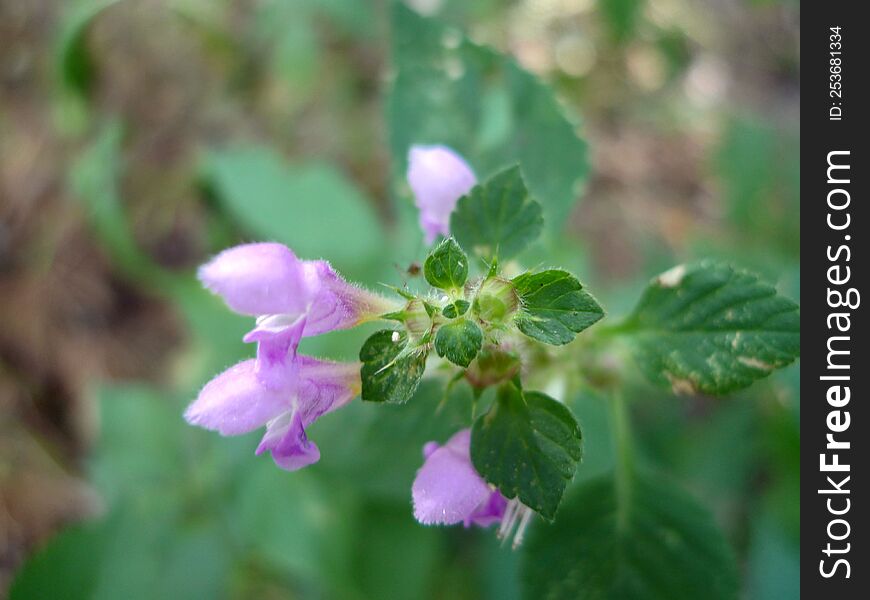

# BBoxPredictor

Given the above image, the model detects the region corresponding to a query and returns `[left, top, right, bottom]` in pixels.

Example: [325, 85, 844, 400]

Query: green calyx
[401, 299, 434, 341]
[464, 347, 521, 390]
[473, 276, 519, 324]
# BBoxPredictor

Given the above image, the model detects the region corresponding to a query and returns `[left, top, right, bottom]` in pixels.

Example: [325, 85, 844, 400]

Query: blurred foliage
[2, 0, 799, 598]
[203, 146, 386, 278]
[389, 4, 589, 241]
[521, 471, 740, 599]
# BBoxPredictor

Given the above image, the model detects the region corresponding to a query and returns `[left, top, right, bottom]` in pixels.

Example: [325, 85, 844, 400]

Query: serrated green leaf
[360, 330, 427, 404]
[471, 382, 582, 519]
[434, 318, 482, 368]
[388, 4, 588, 233]
[424, 237, 468, 290]
[520, 472, 739, 600]
[513, 269, 604, 345]
[624, 262, 800, 395]
[451, 166, 544, 261]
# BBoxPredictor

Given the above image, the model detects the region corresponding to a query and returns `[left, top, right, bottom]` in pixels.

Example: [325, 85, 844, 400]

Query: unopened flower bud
[474, 277, 519, 324]
[465, 347, 521, 390]
[403, 299, 433, 341]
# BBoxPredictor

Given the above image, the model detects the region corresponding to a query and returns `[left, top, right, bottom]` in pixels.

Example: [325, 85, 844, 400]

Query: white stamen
[497, 499, 519, 540]
[512, 506, 534, 549]
[498, 499, 535, 549]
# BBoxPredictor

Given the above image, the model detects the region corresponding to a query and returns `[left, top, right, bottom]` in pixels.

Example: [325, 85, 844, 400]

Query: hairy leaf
[471, 383, 582, 519]
[451, 166, 544, 261]
[424, 237, 469, 290]
[360, 330, 427, 404]
[434, 318, 482, 368]
[513, 270, 604, 345]
[624, 262, 800, 394]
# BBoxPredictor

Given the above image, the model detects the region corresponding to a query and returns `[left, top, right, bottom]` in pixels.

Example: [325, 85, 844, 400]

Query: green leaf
[451, 166, 544, 261]
[89, 385, 186, 504]
[513, 269, 604, 345]
[471, 382, 582, 519]
[442, 299, 470, 319]
[360, 330, 427, 404]
[204, 146, 384, 274]
[434, 318, 483, 368]
[234, 461, 352, 582]
[10, 505, 231, 600]
[520, 472, 739, 600]
[54, 0, 122, 132]
[423, 237, 468, 290]
[9, 519, 108, 600]
[57, 0, 121, 97]
[354, 502, 443, 600]
[70, 121, 169, 285]
[388, 4, 588, 233]
[623, 262, 800, 395]
[715, 118, 800, 256]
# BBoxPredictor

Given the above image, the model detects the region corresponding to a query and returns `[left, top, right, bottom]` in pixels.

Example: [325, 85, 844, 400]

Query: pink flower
[407, 145, 477, 244]
[186, 242, 396, 469]
[185, 346, 359, 471]
[412, 429, 507, 527]
[198, 242, 395, 337]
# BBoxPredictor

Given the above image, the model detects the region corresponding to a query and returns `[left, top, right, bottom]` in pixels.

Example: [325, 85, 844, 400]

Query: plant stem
[610, 390, 633, 533]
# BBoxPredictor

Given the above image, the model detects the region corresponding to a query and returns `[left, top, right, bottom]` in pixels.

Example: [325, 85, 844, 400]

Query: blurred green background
[0, 0, 798, 598]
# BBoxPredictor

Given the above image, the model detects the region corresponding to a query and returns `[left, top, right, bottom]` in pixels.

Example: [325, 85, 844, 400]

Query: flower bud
[407, 145, 476, 244]
[473, 277, 519, 324]
[403, 299, 433, 341]
[464, 347, 521, 390]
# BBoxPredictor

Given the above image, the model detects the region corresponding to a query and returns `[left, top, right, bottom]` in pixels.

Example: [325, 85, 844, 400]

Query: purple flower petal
[256, 411, 320, 471]
[466, 490, 508, 528]
[184, 359, 290, 435]
[412, 429, 493, 526]
[252, 357, 358, 470]
[407, 145, 477, 244]
[295, 356, 361, 422]
[198, 243, 318, 316]
[244, 314, 306, 389]
[303, 261, 397, 336]
[422, 441, 440, 460]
